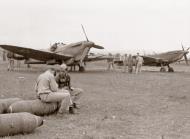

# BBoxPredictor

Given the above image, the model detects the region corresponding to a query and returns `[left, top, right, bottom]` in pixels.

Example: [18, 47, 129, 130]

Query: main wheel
[168, 67, 174, 72]
[79, 66, 85, 72]
[160, 67, 166, 72]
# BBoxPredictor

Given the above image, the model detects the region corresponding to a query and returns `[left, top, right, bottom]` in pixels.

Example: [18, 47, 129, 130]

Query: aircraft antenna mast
[81, 24, 89, 42]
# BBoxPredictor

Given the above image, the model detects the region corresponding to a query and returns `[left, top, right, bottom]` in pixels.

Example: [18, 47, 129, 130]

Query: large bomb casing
[0, 98, 22, 114]
[0, 112, 43, 136]
[8, 99, 58, 116]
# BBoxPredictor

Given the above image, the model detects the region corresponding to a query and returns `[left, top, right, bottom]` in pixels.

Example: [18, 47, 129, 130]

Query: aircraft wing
[142, 55, 169, 66]
[0, 45, 72, 61]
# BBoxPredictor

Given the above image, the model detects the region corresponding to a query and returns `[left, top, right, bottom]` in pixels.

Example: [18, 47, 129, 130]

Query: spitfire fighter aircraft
[114, 45, 189, 72]
[142, 47, 189, 72]
[0, 25, 104, 71]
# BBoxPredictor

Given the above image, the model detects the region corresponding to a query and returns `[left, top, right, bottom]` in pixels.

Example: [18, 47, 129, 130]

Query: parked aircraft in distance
[114, 45, 189, 72]
[0, 25, 104, 71]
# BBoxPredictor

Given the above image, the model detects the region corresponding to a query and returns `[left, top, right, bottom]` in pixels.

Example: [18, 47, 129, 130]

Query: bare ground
[1, 61, 190, 139]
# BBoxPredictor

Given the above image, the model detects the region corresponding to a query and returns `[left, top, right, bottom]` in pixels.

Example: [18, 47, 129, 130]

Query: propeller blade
[181, 42, 185, 51]
[81, 24, 89, 42]
[93, 44, 104, 49]
[181, 42, 189, 65]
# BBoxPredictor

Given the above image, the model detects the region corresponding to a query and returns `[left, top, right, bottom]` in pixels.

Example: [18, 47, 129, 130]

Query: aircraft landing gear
[78, 63, 85, 72]
[160, 67, 166, 72]
[27, 64, 31, 68]
[79, 66, 85, 72]
[78, 61, 85, 72]
[167, 65, 174, 72]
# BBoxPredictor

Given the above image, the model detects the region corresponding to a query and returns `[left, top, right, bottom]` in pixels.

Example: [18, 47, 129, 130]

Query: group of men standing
[35, 63, 83, 115]
[107, 53, 144, 74]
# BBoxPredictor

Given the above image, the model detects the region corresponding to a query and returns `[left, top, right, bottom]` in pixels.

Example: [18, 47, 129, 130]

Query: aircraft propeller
[181, 43, 189, 65]
[81, 24, 89, 42]
[81, 24, 104, 49]
[77, 24, 104, 70]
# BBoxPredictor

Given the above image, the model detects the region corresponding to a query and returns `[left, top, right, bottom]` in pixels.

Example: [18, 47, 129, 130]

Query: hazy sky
[0, 0, 189, 54]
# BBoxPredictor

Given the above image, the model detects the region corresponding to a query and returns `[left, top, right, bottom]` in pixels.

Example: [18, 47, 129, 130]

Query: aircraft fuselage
[148, 50, 188, 65]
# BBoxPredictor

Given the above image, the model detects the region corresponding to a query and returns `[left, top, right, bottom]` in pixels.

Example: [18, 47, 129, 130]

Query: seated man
[35, 68, 75, 115]
[55, 64, 83, 109]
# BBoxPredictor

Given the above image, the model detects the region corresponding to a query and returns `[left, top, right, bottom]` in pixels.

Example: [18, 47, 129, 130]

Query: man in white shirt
[123, 54, 128, 72]
[107, 53, 115, 71]
[135, 53, 144, 74]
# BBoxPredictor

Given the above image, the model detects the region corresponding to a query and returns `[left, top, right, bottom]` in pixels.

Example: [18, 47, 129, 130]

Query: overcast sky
[0, 0, 189, 54]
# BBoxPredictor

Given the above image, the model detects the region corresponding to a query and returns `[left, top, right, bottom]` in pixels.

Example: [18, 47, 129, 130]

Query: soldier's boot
[73, 103, 80, 109]
[69, 106, 75, 114]
[69, 106, 79, 114]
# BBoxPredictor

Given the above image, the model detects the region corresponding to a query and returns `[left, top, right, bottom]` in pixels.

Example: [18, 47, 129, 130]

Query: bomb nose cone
[35, 116, 44, 127]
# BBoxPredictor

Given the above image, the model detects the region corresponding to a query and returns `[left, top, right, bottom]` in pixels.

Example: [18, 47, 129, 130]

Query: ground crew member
[35, 68, 75, 115]
[55, 63, 83, 109]
[135, 53, 144, 74]
[107, 53, 115, 71]
[3, 50, 6, 61]
[123, 54, 128, 72]
[7, 52, 14, 71]
[127, 54, 133, 73]
[16, 60, 21, 71]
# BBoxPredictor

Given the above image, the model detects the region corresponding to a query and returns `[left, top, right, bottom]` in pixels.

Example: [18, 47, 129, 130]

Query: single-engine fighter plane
[142, 47, 189, 72]
[114, 45, 189, 72]
[0, 25, 104, 71]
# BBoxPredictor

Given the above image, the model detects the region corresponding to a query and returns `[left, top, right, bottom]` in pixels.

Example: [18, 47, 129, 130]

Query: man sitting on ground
[55, 63, 83, 109]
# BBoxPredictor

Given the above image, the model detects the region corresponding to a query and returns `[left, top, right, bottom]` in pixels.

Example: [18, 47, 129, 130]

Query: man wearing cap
[56, 63, 83, 109]
[35, 68, 75, 115]
[127, 54, 133, 73]
[123, 54, 128, 72]
[107, 53, 115, 71]
[135, 53, 144, 74]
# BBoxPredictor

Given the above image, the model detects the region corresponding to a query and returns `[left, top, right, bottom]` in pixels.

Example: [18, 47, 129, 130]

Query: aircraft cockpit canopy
[50, 43, 58, 52]
[50, 42, 66, 52]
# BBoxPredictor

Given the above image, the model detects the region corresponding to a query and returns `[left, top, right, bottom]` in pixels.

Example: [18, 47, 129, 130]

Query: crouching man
[55, 64, 83, 109]
[35, 68, 75, 115]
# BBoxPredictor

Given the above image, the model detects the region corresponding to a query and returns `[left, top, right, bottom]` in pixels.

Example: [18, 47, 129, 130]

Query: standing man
[127, 54, 133, 73]
[3, 50, 6, 61]
[7, 52, 14, 71]
[135, 53, 144, 74]
[35, 68, 75, 115]
[123, 54, 128, 73]
[107, 53, 115, 71]
[55, 63, 83, 109]
[16, 60, 21, 71]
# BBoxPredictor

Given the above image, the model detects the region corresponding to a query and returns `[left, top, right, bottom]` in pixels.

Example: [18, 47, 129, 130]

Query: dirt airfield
[1, 61, 190, 139]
